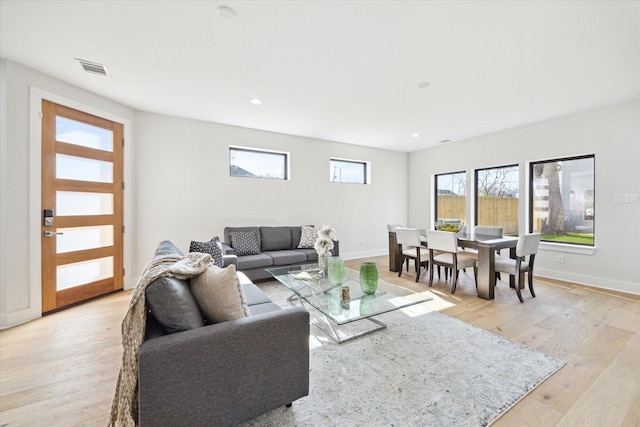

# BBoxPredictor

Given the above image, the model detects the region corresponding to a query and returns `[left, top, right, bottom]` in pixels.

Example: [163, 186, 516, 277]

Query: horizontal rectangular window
[229, 146, 289, 180]
[330, 158, 369, 184]
[530, 155, 595, 246]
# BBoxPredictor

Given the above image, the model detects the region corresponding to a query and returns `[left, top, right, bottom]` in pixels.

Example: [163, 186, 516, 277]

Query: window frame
[228, 145, 290, 180]
[434, 171, 467, 227]
[528, 154, 595, 247]
[329, 157, 370, 185]
[474, 163, 519, 232]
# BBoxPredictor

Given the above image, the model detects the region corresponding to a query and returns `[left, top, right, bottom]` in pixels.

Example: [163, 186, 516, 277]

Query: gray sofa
[138, 240, 310, 427]
[222, 226, 339, 281]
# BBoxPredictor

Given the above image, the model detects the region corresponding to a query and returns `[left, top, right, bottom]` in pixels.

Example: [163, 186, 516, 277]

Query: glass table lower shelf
[266, 264, 433, 344]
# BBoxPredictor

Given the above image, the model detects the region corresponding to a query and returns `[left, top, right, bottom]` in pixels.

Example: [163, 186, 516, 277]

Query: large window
[330, 158, 369, 184]
[435, 171, 466, 228]
[229, 146, 289, 180]
[475, 164, 519, 235]
[530, 155, 595, 246]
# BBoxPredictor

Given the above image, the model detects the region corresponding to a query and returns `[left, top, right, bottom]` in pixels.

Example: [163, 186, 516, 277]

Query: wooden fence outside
[437, 195, 519, 234]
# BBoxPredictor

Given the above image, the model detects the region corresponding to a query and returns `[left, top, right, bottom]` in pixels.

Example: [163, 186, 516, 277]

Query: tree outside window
[530, 155, 595, 246]
[475, 165, 519, 235]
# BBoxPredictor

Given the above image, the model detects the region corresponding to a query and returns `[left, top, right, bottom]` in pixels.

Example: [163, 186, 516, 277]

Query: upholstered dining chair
[426, 230, 477, 294]
[395, 227, 429, 282]
[494, 233, 541, 303]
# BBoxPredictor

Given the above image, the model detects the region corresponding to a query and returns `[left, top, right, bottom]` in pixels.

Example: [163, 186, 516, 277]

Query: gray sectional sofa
[222, 226, 339, 281]
[138, 240, 310, 426]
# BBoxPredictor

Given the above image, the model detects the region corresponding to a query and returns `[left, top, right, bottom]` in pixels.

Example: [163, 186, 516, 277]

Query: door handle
[44, 230, 63, 237]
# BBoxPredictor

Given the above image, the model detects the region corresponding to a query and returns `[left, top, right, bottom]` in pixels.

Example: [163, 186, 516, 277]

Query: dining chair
[494, 233, 541, 303]
[426, 230, 477, 294]
[395, 227, 429, 282]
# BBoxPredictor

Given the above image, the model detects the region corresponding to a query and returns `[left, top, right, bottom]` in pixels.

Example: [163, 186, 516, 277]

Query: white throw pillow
[190, 264, 250, 323]
[297, 225, 316, 249]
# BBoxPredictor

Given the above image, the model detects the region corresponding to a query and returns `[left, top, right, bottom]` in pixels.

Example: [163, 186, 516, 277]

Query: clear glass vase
[327, 256, 345, 286]
[317, 252, 330, 278]
[359, 262, 379, 295]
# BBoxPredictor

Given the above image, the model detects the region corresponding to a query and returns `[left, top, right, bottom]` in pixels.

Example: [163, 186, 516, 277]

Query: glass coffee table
[266, 264, 433, 344]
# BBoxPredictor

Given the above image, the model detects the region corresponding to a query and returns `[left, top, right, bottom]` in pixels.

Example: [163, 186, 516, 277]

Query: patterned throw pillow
[229, 231, 261, 256]
[297, 225, 316, 249]
[190, 237, 224, 267]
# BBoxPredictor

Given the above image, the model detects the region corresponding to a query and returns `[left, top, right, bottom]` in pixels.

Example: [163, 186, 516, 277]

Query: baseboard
[341, 248, 387, 261]
[0, 307, 41, 329]
[535, 267, 640, 296]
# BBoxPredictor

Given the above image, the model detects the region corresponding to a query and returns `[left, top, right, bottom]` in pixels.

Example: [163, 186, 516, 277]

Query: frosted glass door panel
[56, 116, 113, 151]
[56, 154, 113, 183]
[57, 256, 114, 291]
[56, 226, 114, 254]
[57, 191, 113, 216]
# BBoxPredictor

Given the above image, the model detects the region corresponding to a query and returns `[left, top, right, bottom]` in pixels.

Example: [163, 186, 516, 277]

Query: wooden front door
[41, 100, 124, 313]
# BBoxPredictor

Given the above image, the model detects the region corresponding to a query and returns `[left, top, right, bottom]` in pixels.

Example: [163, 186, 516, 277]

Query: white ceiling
[1, 0, 638, 152]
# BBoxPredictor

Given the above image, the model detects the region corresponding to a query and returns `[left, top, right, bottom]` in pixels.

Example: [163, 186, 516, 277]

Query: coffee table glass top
[266, 264, 432, 325]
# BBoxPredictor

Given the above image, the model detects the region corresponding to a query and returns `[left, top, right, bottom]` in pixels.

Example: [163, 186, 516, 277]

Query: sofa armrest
[331, 240, 340, 256]
[138, 307, 310, 427]
[220, 242, 234, 255]
[222, 254, 238, 267]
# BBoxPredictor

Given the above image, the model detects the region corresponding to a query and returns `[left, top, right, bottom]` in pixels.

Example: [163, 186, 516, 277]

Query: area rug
[242, 281, 565, 427]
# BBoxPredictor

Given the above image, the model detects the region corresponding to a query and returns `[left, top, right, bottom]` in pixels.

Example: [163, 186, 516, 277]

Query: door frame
[28, 87, 134, 320]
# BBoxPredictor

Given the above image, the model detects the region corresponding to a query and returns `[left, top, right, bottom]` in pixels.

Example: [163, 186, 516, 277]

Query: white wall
[133, 112, 407, 275]
[408, 98, 640, 295]
[0, 59, 135, 328]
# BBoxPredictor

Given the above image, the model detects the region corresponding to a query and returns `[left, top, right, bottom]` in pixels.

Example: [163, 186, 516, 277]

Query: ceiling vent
[75, 59, 110, 77]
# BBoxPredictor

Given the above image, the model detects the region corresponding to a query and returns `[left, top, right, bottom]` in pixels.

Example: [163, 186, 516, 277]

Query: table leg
[476, 246, 495, 300]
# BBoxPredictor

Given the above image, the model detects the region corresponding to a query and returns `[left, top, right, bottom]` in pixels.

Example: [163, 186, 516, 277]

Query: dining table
[455, 232, 519, 300]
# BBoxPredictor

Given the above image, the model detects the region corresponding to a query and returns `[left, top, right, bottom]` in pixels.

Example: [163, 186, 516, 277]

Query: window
[330, 158, 369, 184]
[229, 146, 288, 180]
[475, 164, 519, 235]
[530, 155, 595, 246]
[435, 171, 466, 227]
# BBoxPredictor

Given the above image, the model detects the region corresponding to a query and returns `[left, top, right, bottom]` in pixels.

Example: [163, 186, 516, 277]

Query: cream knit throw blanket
[108, 252, 214, 427]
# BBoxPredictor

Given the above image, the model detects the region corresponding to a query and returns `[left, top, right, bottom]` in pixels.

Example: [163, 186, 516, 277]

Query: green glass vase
[327, 256, 345, 286]
[359, 262, 378, 295]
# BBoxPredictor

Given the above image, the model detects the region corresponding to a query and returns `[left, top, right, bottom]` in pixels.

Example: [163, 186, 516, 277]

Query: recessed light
[217, 6, 236, 20]
[249, 98, 262, 105]
[417, 82, 430, 89]
[412, 133, 420, 138]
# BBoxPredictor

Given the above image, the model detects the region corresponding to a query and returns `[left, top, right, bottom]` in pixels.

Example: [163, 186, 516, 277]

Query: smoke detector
[75, 59, 110, 77]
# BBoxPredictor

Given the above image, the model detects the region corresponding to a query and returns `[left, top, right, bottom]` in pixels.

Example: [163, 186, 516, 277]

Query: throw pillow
[190, 264, 250, 323]
[229, 230, 261, 256]
[146, 276, 205, 334]
[297, 225, 316, 249]
[190, 237, 224, 267]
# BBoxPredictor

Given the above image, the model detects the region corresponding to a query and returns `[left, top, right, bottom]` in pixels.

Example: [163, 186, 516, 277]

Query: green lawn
[541, 232, 594, 246]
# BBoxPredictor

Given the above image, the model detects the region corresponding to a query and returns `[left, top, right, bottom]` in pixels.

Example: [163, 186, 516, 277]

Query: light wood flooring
[1, 255, 639, 426]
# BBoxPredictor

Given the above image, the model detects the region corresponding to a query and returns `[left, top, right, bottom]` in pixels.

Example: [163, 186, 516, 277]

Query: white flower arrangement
[314, 224, 336, 255]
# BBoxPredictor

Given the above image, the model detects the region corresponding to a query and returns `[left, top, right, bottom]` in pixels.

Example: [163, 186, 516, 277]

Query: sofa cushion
[290, 226, 302, 249]
[248, 302, 282, 316]
[190, 264, 250, 323]
[242, 283, 273, 306]
[189, 237, 224, 267]
[146, 276, 205, 334]
[293, 248, 318, 262]
[260, 226, 292, 251]
[297, 225, 316, 249]
[229, 230, 261, 256]
[264, 250, 308, 266]
[237, 253, 274, 270]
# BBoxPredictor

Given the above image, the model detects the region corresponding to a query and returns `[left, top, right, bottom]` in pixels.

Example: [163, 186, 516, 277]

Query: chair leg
[451, 269, 458, 294]
[514, 271, 524, 303]
[414, 258, 420, 282]
[528, 270, 536, 297]
[428, 264, 434, 287]
[397, 256, 403, 278]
